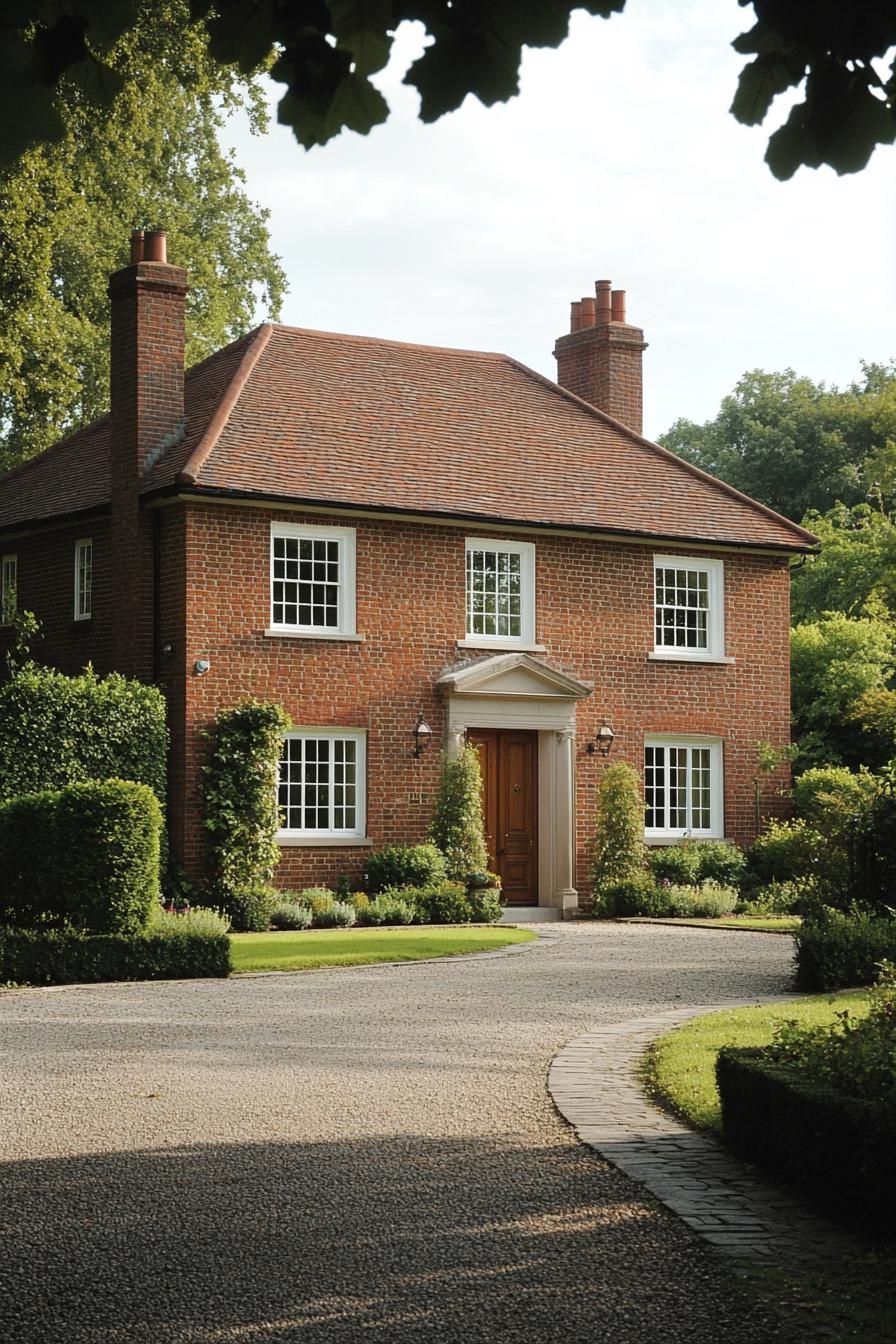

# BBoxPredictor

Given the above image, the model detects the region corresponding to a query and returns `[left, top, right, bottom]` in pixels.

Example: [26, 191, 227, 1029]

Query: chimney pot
[570, 301, 582, 333]
[554, 279, 647, 435]
[580, 296, 596, 327]
[595, 279, 612, 324]
[611, 289, 626, 323]
[144, 229, 168, 264]
[129, 230, 144, 265]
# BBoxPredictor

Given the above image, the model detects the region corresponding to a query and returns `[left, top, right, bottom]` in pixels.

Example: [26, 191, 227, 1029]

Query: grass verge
[641, 989, 870, 1137]
[230, 925, 537, 973]
[642, 991, 895, 1344]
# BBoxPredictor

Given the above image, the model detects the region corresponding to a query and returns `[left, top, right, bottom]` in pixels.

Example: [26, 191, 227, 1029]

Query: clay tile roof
[0, 321, 817, 551]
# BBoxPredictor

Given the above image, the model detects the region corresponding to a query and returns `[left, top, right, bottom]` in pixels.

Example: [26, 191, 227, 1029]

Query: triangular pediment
[438, 652, 592, 700]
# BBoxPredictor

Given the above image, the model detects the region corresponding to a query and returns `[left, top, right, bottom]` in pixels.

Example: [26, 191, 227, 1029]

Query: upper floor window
[270, 522, 356, 637]
[74, 539, 92, 620]
[465, 538, 535, 645]
[644, 736, 723, 839]
[653, 555, 724, 660]
[277, 730, 366, 840]
[1, 554, 17, 625]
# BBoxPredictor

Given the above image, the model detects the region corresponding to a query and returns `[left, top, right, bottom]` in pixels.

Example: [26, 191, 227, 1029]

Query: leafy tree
[791, 611, 895, 769]
[792, 505, 896, 623]
[2, 2, 894, 179]
[430, 746, 489, 882]
[660, 364, 896, 523]
[0, 1, 286, 471]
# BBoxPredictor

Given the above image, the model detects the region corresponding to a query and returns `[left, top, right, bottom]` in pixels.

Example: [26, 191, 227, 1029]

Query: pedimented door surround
[437, 653, 593, 913]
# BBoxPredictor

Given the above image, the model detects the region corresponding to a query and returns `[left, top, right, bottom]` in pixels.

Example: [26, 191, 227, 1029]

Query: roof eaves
[176, 323, 274, 486]
[501, 355, 820, 549]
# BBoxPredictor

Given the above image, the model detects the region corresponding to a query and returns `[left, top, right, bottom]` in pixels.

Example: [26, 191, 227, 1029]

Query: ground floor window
[644, 736, 723, 839]
[277, 730, 366, 839]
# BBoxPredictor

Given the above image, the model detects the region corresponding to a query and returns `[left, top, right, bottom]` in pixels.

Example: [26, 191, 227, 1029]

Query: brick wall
[164, 500, 792, 895]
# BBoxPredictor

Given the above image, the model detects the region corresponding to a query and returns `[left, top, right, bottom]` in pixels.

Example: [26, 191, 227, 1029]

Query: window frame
[643, 735, 724, 840]
[1, 554, 17, 626]
[74, 538, 93, 621]
[651, 554, 726, 662]
[462, 537, 536, 648]
[268, 522, 357, 639]
[276, 728, 367, 844]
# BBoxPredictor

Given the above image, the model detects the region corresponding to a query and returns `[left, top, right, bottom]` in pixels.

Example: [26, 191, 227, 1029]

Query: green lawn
[642, 992, 895, 1343]
[642, 989, 871, 1137]
[230, 925, 537, 973]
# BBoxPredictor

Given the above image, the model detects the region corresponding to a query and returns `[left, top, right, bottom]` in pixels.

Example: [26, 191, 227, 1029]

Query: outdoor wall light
[193, 657, 211, 676]
[586, 721, 616, 756]
[413, 711, 433, 757]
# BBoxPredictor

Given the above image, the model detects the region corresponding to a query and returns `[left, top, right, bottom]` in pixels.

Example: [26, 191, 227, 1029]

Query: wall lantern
[193, 656, 211, 676]
[413, 711, 433, 757]
[586, 721, 615, 756]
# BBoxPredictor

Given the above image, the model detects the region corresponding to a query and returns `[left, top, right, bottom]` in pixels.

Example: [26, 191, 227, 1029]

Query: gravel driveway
[0, 923, 801, 1343]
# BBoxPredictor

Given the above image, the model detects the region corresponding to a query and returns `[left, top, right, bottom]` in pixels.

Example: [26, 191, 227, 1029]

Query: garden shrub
[218, 882, 277, 933]
[312, 900, 357, 929]
[0, 663, 167, 810]
[269, 902, 313, 931]
[429, 746, 489, 881]
[346, 892, 371, 924]
[746, 818, 829, 888]
[669, 881, 738, 918]
[792, 765, 877, 839]
[794, 907, 896, 991]
[0, 779, 161, 935]
[302, 888, 335, 917]
[647, 843, 700, 887]
[467, 887, 502, 923]
[693, 840, 747, 888]
[0, 926, 231, 986]
[419, 880, 473, 924]
[736, 877, 815, 916]
[366, 891, 418, 926]
[364, 843, 446, 895]
[148, 904, 230, 938]
[589, 763, 646, 900]
[202, 698, 291, 897]
[598, 873, 667, 918]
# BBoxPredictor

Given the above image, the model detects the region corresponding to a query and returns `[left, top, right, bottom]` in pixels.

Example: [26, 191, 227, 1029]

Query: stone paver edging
[548, 999, 862, 1265]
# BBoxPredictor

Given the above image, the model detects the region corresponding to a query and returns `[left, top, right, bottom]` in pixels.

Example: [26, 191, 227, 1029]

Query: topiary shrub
[364, 843, 446, 894]
[0, 779, 161, 935]
[0, 926, 230, 986]
[794, 907, 896, 991]
[429, 746, 489, 881]
[312, 900, 356, 929]
[589, 762, 647, 901]
[647, 843, 700, 887]
[269, 902, 313, 931]
[202, 698, 292, 901]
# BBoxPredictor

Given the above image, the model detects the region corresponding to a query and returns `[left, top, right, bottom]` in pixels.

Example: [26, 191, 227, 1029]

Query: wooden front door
[468, 729, 538, 904]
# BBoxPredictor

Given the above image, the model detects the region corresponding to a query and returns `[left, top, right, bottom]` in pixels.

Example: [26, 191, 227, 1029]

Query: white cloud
[222, 0, 896, 438]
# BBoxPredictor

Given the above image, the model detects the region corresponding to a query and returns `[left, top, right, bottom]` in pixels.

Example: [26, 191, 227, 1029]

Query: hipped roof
[0, 322, 817, 551]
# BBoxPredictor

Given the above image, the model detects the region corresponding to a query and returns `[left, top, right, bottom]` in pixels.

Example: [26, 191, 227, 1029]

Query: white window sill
[457, 639, 546, 653]
[276, 834, 373, 848]
[265, 628, 364, 642]
[648, 651, 734, 665]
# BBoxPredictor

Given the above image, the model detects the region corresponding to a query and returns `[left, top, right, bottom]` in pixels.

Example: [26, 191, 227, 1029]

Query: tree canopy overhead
[2, 1, 895, 180]
[0, 2, 286, 472]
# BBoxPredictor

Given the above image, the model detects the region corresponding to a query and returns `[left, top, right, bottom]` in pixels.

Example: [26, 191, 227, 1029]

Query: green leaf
[278, 70, 389, 146]
[730, 53, 802, 126]
[329, 0, 393, 77]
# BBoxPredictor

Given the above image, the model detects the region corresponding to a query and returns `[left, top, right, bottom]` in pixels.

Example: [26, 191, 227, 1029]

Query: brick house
[0, 231, 816, 914]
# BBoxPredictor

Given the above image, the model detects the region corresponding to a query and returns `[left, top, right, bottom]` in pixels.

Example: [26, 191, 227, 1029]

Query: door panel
[468, 729, 538, 904]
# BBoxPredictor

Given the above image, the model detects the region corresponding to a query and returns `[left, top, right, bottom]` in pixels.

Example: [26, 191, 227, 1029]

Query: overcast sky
[223, 0, 895, 441]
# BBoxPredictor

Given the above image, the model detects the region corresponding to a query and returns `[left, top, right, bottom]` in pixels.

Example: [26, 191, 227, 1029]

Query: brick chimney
[553, 279, 648, 434]
[108, 229, 188, 677]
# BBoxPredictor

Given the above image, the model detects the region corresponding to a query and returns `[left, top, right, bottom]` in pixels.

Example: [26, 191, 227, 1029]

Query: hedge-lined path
[0, 922, 832, 1343]
[549, 1006, 862, 1266]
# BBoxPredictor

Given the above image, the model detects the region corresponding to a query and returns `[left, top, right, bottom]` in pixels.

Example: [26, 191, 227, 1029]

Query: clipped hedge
[716, 1047, 895, 1236]
[0, 927, 230, 987]
[0, 779, 161, 935]
[364, 844, 446, 895]
[794, 908, 896, 990]
[0, 663, 167, 809]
